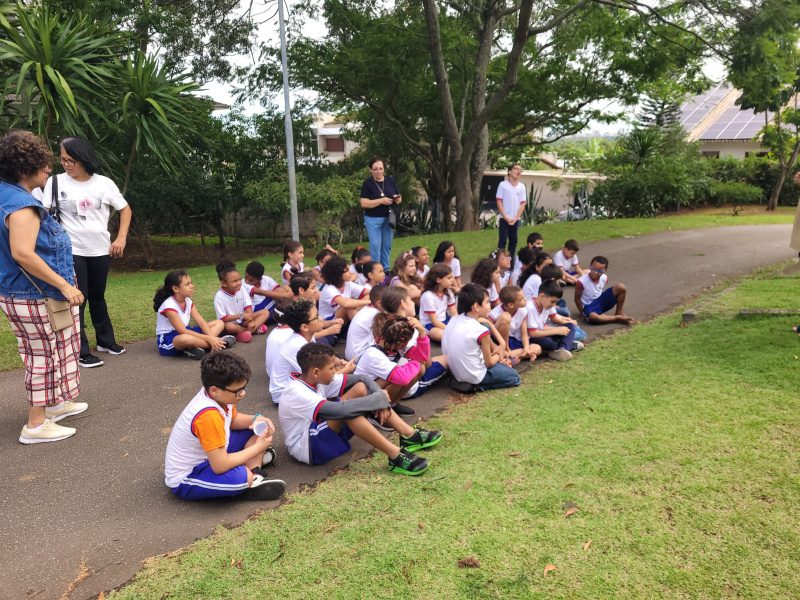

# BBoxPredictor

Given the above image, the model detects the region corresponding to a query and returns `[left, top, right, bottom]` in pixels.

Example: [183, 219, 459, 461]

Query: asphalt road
[0, 224, 793, 600]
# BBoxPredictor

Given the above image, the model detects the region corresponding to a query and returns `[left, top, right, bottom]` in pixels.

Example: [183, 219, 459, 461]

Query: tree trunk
[454, 162, 476, 230]
[213, 220, 226, 255]
[132, 217, 154, 268]
[768, 140, 800, 211]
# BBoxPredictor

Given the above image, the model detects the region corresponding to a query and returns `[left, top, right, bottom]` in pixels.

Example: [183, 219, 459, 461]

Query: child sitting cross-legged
[419, 263, 457, 343]
[575, 255, 635, 326]
[319, 256, 370, 324]
[164, 352, 286, 501]
[345, 284, 386, 361]
[214, 261, 270, 343]
[488, 285, 541, 362]
[354, 314, 448, 416]
[279, 343, 441, 475]
[527, 281, 583, 362]
[243, 260, 291, 318]
[442, 283, 521, 392]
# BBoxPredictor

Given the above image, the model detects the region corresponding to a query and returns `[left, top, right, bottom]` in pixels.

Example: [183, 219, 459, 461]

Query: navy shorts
[253, 298, 276, 312]
[508, 336, 523, 350]
[424, 315, 451, 331]
[157, 325, 202, 356]
[582, 287, 617, 319]
[309, 421, 353, 465]
[170, 429, 254, 500]
[408, 361, 448, 398]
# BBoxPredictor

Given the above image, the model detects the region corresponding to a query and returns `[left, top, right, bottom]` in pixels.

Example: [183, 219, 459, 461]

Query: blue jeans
[364, 215, 393, 269]
[536, 322, 577, 352]
[479, 362, 520, 390]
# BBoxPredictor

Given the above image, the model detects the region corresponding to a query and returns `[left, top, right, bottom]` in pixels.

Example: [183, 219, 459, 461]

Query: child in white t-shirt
[488, 285, 540, 362]
[442, 284, 520, 391]
[319, 256, 370, 325]
[354, 260, 386, 293]
[214, 261, 270, 343]
[279, 343, 440, 475]
[345, 285, 387, 361]
[165, 352, 285, 501]
[355, 315, 448, 411]
[413, 246, 430, 280]
[471, 257, 503, 307]
[154, 270, 235, 360]
[553, 239, 585, 285]
[310, 247, 337, 287]
[348, 246, 372, 285]
[418, 264, 457, 342]
[281, 240, 306, 285]
[527, 281, 582, 361]
[575, 256, 635, 325]
[519, 252, 554, 301]
[433, 241, 462, 292]
[243, 260, 290, 316]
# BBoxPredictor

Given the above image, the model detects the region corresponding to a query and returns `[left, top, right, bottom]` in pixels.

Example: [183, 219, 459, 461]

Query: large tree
[250, 0, 712, 230]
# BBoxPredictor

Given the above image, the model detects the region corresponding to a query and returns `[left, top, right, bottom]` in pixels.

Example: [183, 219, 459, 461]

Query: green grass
[112, 269, 800, 599]
[0, 209, 793, 371]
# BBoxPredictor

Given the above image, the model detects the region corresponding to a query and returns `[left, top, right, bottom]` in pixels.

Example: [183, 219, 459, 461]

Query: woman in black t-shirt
[359, 156, 402, 269]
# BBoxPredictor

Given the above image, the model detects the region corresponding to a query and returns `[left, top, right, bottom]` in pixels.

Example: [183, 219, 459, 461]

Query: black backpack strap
[49, 175, 60, 222]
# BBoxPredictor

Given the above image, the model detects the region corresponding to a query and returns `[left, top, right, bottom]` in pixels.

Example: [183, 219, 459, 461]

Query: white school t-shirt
[499, 270, 511, 288]
[348, 264, 368, 286]
[527, 299, 557, 331]
[442, 314, 490, 385]
[521, 273, 542, 301]
[318, 281, 365, 321]
[578, 272, 608, 305]
[42, 173, 129, 257]
[213, 288, 252, 324]
[489, 282, 499, 303]
[417, 265, 430, 280]
[243, 275, 280, 307]
[510, 259, 523, 286]
[495, 179, 527, 217]
[354, 345, 398, 381]
[269, 332, 314, 404]
[344, 305, 379, 361]
[553, 250, 579, 272]
[281, 261, 305, 285]
[419, 290, 455, 327]
[279, 374, 347, 464]
[448, 257, 462, 278]
[488, 304, 526, 340]
[156, 296, 192, 335]
[265, 325, 294, 377]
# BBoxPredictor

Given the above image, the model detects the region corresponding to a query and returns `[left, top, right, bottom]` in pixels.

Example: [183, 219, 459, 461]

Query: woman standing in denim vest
[359, 156, 402, 270]
[0, 131, 86, 444]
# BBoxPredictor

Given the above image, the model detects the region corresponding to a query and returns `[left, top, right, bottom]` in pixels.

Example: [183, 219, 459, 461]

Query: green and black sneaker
[400, 428, 443, 453]
[388, 449, 429, 476]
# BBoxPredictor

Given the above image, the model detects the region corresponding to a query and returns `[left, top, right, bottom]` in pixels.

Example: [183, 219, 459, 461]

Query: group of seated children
[162, 235, 634, 502]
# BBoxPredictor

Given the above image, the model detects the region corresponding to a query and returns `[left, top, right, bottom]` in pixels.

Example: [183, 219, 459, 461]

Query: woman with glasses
[359, 156, 402, 270]
[42, 138, 132, 368]
[0, 131, 87, 444]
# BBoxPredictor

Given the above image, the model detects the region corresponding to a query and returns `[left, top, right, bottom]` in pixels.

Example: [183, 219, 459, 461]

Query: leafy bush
[708, 181, 763, 205]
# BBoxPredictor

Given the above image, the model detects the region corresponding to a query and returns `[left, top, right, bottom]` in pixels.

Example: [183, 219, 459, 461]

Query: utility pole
[278, 0, 299, 240]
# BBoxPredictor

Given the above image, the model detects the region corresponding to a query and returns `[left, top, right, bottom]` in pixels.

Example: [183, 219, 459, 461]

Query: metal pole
[278, 0, 299, 241]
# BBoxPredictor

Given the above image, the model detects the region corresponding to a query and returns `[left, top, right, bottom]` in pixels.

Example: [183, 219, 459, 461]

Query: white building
[312, 114, 359, 162]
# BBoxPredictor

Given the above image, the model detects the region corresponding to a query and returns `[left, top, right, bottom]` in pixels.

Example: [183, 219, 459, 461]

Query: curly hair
[0, 131, 52, 183]
[372, 314, 414, 350]
[471, 258, 498, 289]
[321, 256, 348, 288]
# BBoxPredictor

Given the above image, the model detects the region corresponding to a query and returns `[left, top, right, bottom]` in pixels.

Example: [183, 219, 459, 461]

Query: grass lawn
[112, 267, 800, 599]
[0, 208, 793, 371]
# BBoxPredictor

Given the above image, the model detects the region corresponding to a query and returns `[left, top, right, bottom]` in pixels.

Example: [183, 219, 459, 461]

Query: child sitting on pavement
[488, 285, 540, 362]
[575, 256, 635, 325]
[164, 352, 285, 501]
[442, 283, 520, 391]
[214, 261, 270, 343]
[243, 260, 291, 317]
[527, 282, 583, 362]
[553, 239, 585, 285]
[345, 284, 387, 361]
[279, 343, 441, 475]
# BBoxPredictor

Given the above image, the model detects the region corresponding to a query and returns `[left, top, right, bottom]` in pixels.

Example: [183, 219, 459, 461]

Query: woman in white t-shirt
[42, 138, 132, 369]
[495, 164, 527, 259]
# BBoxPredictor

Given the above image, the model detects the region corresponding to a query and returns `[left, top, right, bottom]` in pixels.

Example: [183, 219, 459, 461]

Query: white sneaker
[19, 419, 76, 444]
[45, 400, 88, 422]
[571, 341, 585, 352]
[547, 348, 573, 362]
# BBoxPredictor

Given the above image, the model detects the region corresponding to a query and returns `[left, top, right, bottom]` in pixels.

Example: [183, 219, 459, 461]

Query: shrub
[708, 181, 763, 205]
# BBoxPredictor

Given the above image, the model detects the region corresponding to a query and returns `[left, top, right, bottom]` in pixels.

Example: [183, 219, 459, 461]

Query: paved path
[0, 224, 793, 599]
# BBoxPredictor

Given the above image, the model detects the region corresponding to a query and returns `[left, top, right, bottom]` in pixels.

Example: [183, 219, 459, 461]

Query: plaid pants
[0, 297, 81, 407]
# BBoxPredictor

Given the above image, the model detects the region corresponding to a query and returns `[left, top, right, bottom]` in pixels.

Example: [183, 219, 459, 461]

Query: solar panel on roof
[702, 105, 770, 140]
[679, 83, 731, 130]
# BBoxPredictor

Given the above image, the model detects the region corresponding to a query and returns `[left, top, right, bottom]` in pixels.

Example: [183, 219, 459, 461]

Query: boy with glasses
[574, 256, 635, 325]
[164, 352, 285, 501]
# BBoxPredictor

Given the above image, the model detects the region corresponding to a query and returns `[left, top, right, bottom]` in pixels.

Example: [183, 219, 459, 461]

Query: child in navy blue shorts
[574, 256, 635, 325]
[279, 343, 441, 476]
[164, 352, 285, 501]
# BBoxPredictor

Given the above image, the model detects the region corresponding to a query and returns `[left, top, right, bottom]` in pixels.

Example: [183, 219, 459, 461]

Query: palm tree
[0, 3, 121, 143]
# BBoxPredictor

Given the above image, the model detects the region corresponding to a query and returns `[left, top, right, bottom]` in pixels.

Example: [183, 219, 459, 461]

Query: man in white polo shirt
[495, 164, 527, 262]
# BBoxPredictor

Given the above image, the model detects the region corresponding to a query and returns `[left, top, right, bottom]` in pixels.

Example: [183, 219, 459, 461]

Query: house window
[324, 136, 345, 152]
[702, 151, 720, 158]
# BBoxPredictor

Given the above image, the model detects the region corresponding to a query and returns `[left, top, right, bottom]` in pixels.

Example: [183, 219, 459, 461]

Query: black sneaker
[221, 335, 237, 349]
[388, 449, 429, 476]
[78, 354, 104, 368]
[239, 474, 286, 501]
[183, 348, 205, 360]
[96, 344, 126, 355]
[400, 428, 442, 453]
[571, 341, 585, 352]
[367, 416, 393, 432]
[392, 403, 415, 416]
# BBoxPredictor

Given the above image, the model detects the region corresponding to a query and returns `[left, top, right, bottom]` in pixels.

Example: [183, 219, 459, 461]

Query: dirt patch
[115, 238, 280, 272]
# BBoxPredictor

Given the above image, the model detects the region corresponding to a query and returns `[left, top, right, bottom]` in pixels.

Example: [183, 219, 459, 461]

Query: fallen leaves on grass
[229, 558, 243, 569]
[457, 556, 481, 568]
[463, 480, 472, 490]
[508, 451, 522, 458]
[583, 540, 593, 551]
[543, 564, 557, 577]
[98, 593, 105, 600]
[564, 507, 579, 518]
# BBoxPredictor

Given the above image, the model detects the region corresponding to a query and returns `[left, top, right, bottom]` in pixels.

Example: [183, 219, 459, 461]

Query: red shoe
[236, 331, 253, 343]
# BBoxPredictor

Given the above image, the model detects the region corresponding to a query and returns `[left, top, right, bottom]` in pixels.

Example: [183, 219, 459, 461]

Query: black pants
[498, 219, 520, 259]
[74, 255, 117, 356]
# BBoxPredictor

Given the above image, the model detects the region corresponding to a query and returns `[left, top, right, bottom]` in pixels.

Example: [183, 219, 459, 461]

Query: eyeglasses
[59, 157, 76, 167]
[222, 384, 247, 397]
